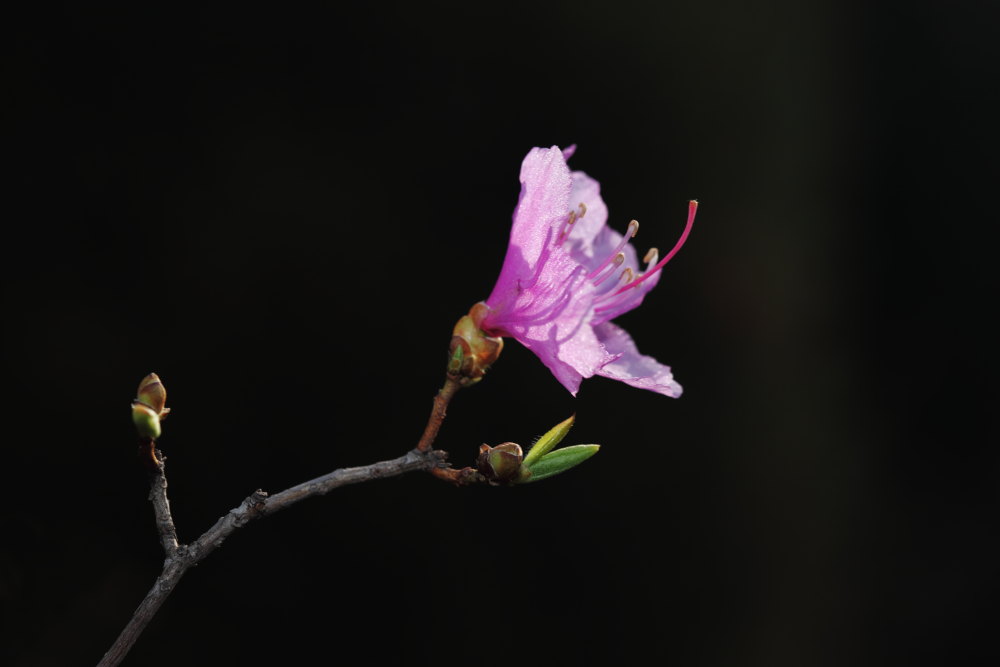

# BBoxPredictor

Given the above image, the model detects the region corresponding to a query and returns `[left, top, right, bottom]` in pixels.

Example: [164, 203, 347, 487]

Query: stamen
[593, 267, 637, 306]
[591, 253, 625, 287]
[587, 220, 639, 279]
[559, 209, 578, 240]
[559, 203, 590, 241]
[612, 200, 697, 295]
[643, 247, 659, 265]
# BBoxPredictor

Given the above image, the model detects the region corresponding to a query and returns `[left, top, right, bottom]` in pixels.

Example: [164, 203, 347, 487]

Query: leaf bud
[476, 442, 525, 484]
[132, 373, 169, 440]
[135, 373, 169, 417]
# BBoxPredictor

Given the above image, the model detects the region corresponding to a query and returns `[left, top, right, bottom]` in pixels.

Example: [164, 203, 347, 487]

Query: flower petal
[484, 147, 574, 316]
[594, 321, 682, 397]
[516, 314, 609, 396]
[505, 146, 572, 269]
[484, 261, 609, 396]
[563, 169, 609, 255]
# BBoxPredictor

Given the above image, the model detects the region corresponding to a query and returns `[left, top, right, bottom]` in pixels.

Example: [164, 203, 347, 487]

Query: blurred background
[3, 1, 997, 665]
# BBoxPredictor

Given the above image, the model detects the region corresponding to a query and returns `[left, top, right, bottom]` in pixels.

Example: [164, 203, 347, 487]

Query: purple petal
[594, 321, 682, 397]
[514, 310, 610, 395]
[500, 146, 571, 271]
[484, 262, 609, 396]
[482, 146, 612, 394]
[563, 170, 609, 256]
[486, 147, 573, 317]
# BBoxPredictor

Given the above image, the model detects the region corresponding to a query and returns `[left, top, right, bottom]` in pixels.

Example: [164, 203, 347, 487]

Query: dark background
[3, 2, 997, 665]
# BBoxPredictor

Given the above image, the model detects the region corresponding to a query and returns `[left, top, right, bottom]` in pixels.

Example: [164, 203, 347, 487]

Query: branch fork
[99, 382, 475, 667]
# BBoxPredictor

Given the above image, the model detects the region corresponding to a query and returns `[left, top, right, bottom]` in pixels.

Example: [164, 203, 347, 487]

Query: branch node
[429, 465, 486, 486]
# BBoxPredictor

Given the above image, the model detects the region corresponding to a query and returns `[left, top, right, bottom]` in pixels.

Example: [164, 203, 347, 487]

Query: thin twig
[99, 374, 480, 667]
[146, 450, 179, 556]
[97, 448, 450, 667]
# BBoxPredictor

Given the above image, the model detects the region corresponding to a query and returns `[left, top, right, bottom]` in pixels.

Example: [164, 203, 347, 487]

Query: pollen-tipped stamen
[559, 209, 578, 240]
[587, 220, 639, 278]
[591, 253, 625, 287]
[558, 203, 589, 241]
[612, 200, 697, 296]
[593, 267, 637, 306]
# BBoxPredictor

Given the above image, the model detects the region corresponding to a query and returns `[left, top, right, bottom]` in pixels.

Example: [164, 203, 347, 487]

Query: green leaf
[522, 415, 575, 469]
[520, 444, 599, 483]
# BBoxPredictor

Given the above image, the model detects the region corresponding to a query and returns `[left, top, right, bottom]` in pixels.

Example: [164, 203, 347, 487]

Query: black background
[3, 2, 998, 666]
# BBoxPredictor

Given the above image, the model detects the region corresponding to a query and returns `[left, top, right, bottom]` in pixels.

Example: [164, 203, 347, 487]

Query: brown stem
[97, 448, 452, 667]
[415, 376, 462, 452]
[100, 376, 475, 666]
[430, 466, 485, 485]
[147, 453, 179, 556]
[96, 559, 189, 667]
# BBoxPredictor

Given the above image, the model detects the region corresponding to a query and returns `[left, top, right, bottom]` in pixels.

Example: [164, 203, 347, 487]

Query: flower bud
[449, 302, 503, 384]
[476, 442, 525, 484]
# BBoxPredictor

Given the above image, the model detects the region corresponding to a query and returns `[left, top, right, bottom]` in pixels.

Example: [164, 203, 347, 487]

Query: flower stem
[415, 376, 462, 453]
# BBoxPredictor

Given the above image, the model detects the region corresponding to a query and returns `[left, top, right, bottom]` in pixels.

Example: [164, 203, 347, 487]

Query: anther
[559, 209, 579, 240]
[643, 247, 659, 264]
[578, 202, 587, 218]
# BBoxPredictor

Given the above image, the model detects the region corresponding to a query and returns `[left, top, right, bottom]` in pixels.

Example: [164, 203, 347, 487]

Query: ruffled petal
[594, 321, 682, 397]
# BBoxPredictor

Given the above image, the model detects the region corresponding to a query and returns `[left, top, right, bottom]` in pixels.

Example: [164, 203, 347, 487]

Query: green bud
[132, 403, 162, 440]
[522, 414, 575, 469]
[519, 444, 600, 483]
[476, 442, 524, 484]
[132, 373, 169, 440]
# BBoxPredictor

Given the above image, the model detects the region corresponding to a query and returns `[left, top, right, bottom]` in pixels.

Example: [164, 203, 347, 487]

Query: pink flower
[480, 145, 697, 397]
